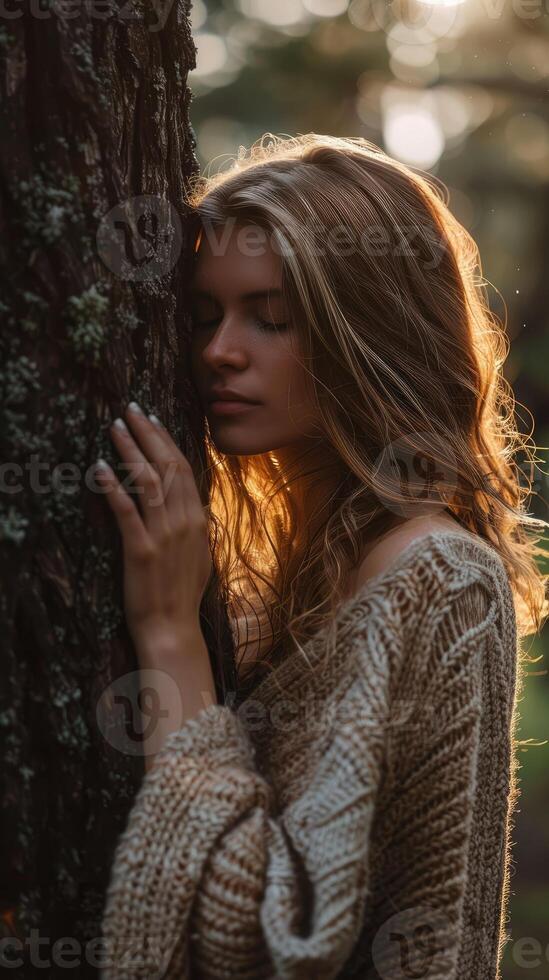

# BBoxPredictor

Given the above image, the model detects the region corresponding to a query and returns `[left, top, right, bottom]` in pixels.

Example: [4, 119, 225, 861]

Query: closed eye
[192, 315, 288, 333]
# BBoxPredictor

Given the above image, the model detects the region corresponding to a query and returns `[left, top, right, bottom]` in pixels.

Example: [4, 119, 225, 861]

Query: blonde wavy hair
[185, 133, 549, 700]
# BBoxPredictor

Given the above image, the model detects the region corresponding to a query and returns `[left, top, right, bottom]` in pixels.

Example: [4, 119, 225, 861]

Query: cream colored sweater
[100, 529, 521, 980]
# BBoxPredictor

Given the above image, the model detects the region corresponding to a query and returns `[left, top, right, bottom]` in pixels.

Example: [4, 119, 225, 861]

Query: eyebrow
[189, 288, 284, 301]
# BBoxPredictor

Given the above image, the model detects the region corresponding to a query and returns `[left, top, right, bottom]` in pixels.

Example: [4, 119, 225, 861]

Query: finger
[95, 459, 152, 558]
[123, 404, 200, 525]
[109, 418, 171, 539]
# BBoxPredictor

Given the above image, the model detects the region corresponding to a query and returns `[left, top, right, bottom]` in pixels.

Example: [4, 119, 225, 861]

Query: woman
[97, 135, 548, 979]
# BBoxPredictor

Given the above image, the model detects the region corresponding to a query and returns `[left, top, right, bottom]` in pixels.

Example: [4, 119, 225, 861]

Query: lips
[208, 399, 258, 416]
[207, 390, 258, 404]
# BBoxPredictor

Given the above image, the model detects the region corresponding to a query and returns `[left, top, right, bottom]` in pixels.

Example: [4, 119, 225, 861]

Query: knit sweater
[100, 529, 521, 980]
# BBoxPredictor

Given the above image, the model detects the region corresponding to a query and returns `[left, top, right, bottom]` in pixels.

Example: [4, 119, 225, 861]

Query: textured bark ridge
[0, 4, 237, 976]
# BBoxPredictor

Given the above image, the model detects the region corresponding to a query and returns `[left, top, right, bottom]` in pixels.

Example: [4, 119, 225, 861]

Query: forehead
[190, 221, 283, 298]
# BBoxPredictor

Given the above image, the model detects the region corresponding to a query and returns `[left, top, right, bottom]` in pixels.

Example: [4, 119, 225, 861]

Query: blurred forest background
[187, 1, 549, 976]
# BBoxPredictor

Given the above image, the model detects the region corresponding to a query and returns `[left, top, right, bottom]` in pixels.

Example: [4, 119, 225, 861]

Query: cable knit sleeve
[100, 540, 519, 980]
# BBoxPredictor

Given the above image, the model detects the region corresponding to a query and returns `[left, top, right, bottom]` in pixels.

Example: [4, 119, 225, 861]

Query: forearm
[136, 624, 218, 773]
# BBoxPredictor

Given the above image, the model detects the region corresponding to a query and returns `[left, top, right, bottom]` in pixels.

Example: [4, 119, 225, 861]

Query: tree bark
[0, 4, 237, 976]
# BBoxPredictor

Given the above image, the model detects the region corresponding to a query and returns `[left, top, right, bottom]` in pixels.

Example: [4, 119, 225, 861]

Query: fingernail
[148, 413, 163, 429]
[95, 458, 111, 473]
[113, 417, 127, 431]
[127, 401, 144, 415]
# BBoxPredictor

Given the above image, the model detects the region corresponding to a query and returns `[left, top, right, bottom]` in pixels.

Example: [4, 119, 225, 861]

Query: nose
[198, 316, 249, 371]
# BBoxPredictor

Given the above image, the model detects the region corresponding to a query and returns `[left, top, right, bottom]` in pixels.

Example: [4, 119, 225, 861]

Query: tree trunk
[0, 4, 237, 976]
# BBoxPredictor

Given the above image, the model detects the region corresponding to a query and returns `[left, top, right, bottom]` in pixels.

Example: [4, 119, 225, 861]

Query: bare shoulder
[350, 513, 466, 596]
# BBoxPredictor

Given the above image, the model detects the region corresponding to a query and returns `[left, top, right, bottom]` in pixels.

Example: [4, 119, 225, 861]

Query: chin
[206, 428, 272, 457]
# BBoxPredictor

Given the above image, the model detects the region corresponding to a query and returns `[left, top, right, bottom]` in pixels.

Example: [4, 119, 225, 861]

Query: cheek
[266, 346, 305, 397]
[280, 359, 319, 425]
[285, 352, 314, 403]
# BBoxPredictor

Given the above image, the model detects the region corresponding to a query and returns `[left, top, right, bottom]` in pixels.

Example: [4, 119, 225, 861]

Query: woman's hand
[94, 402, 212, 661]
